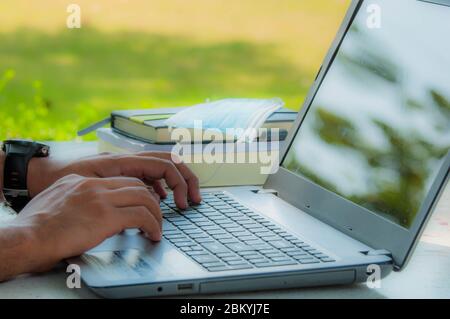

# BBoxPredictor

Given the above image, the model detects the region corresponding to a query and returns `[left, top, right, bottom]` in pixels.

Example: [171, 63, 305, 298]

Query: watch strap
[3, 142, 40, 192]
[3, 151, 33, 193]
[2, 141, 50, 212]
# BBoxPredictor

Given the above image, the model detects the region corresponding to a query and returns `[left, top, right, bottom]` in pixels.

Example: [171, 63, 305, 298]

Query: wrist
[27, 157, 65, 197]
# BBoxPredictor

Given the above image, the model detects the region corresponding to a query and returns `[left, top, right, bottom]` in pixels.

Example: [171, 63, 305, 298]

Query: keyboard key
[197, 208, 216, 214]
[189, 232, 209, 239]
[169, 237, 190, 243]
[226, 260, 249, 266]
[245, 254, 266, 260]
[211, 205, 232, 210]
[216, 252, 237, 258]
[195, 221, 215, 227]
[202, 225, 221, 231]
[271, 240, 295, 249]
[207, 229, 227, 235]
[221, 223, 240, 229]
[162, 221, 177, 231]
[265, 252, 286, 258]
[211, 233, 233, 240]
[174, 241, 196, 247]
[248, 227, 266, 233]
[305, 249, 322, 255]
[251, 259, 273, 265]
[319, 257, 336, 262]
[233, 231, 253, 237]
[178, 224, 198, 230]
[270, 256, 293, 262]
[228, 264, 253, 270]
[259, 249, 279, 255]
[222, 255, 244, 262]
[202, 261, 227, 268]
[196, 237, 215, 243]
[299, 259, 320, 264]
[286, 251, 308, 257]
[221, 209, 238, 214]
[226, 243, 255, 252]
[186, 250, 209, 256]
[228, 227, 247, 233]
[186, 228, 204, 234]
[192, 254, 221, 264]
[238, 235, 259, 242]
[206, 266, 230, 272]
[210, 216, 230, 221]
[251, 244, 274, 251]
[163, 232, 185, 238]
[239, 250, 260, 256]
[202, 242, 231, 254]
[220, 238, 240, 244]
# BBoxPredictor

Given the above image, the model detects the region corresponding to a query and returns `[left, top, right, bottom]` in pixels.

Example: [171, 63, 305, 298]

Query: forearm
[0, 223, 40, 282]
[0, 150, 47, 281]
[0, 150, 31, 281]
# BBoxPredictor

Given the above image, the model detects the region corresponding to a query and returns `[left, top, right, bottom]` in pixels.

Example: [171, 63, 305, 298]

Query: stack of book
[96, 107, 297, 187]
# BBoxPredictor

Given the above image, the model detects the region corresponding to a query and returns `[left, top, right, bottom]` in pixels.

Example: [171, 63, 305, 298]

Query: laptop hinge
[253, 189, 278, 196]
[361, 249, 392, 257]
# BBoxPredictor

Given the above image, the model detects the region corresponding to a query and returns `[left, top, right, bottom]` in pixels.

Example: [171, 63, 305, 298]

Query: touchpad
[81, 230, 191, 280]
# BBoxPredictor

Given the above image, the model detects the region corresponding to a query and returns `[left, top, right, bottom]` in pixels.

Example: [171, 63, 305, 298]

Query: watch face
[2, 139, 50, 157]
[3, 139, 35, 147]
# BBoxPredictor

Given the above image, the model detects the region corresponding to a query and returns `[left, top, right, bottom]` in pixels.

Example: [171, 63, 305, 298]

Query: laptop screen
[282, 0, 450, 229]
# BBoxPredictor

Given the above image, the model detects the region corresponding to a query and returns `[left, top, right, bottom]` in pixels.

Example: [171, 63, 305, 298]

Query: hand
[27, 152, 201, 209]
[1, 174, 165, 278]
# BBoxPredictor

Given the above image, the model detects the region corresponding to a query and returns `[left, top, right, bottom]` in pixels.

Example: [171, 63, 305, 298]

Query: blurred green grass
[0, 0, 349, 141]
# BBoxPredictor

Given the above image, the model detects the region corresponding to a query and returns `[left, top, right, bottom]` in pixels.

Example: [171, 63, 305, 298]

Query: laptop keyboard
[161, 192, 335, 272]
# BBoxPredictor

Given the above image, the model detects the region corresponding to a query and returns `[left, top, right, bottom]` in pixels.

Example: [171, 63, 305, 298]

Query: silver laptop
[72, 0, 450, 298]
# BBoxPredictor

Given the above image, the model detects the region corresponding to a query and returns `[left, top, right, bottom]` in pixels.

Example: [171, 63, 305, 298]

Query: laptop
[71, 0, 450, 298]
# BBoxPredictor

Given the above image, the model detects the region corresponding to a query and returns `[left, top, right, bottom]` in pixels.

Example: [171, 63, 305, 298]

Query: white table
[0, 142, 449, 299]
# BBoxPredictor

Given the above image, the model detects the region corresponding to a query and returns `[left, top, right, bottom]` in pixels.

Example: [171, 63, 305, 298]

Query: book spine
[96, 129, 173, 152]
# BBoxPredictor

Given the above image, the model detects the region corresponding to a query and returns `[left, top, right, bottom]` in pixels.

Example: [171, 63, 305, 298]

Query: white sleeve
[0, 201, 17, 223]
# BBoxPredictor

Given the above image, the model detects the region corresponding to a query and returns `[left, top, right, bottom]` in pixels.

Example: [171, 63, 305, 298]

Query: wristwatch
[2, 139, 50, 212]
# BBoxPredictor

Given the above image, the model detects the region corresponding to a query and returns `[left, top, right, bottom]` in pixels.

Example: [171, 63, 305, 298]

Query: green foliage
[0, 28, 310, 141]
[0, 68, 97, 140]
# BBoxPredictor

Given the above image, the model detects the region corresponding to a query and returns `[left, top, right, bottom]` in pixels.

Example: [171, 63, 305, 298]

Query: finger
[148, 186, 161, 203]
[115, 206, 162, 241]
[149, 180, 167, 199]
[115, 156, 189, 208]
[136, 152, 201, 203]
[104, 186, 163, 230]
[77, 176, 146, 191]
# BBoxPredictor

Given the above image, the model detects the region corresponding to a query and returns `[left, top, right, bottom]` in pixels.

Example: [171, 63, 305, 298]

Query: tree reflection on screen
[283, 0, 450, 228]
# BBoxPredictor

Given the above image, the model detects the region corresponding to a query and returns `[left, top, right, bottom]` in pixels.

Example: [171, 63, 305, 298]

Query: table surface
[0, 142, 449, 299]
